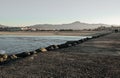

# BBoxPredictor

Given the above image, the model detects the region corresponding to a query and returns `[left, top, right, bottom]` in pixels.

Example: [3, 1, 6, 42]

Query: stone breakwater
[0, 32, 112, 64]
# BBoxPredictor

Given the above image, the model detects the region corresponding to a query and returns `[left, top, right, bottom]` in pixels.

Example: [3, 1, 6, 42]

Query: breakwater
[0, 31, 112, 63]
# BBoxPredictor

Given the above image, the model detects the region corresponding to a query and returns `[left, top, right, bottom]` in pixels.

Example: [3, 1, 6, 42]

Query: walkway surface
[0, 33, 120, 78]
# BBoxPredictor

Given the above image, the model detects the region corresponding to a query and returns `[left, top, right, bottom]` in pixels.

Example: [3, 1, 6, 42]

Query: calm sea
[0, 35, 92, 54]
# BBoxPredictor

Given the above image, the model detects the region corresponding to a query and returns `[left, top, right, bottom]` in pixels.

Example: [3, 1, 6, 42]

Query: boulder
[0, 58, 4, 62]
[0, 54, 8, 62]
[35, 49, 42, 53]
[40, 48, 47, 52]
[2, 54, 8, 59]
[83, 38, 89, 41]
[65, 41, 78, 46]
[52, 45, 59, 49]
[15, 52, 30, 58]
[58, 44, 68, 49]
[79, 39, 85, 43]
[46, 46, 54, 51]
[66, 43, 72, 47]
[78, 40, 84, 43]
[10, 54, 17, 59]
[33, 51, 37, 54]
[30, 51, 37, 55]
[0, 54, 8, 59]
[92, 36, 97, 38]
[46, 45, 59, 51]
[29, 51, 34, 55]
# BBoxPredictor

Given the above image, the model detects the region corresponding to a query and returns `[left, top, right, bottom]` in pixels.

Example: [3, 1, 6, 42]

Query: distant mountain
[0, 24, 7, 27]
[28, 21, 110, 30]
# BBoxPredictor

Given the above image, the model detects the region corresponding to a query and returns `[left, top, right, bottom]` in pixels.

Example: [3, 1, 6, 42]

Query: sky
[0, 0, 120, 26]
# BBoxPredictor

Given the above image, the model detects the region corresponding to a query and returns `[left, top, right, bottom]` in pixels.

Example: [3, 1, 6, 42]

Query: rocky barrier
[0, 31, 112, 64]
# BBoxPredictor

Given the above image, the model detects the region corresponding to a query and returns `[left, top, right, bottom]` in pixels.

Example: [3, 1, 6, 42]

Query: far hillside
[27, 21, 110, 30]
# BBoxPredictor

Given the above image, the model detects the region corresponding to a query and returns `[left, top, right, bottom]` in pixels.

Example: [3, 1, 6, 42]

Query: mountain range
[28, 21, 110, 30]
[0, 21, 111, 30]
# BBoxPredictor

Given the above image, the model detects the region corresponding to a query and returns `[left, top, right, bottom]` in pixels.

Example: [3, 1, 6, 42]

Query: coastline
[0, 31, 110, 55]
[0, 31, 120, 78]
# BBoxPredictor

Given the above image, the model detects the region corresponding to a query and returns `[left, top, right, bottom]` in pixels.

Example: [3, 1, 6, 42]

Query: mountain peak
[72, 21, 81, 24]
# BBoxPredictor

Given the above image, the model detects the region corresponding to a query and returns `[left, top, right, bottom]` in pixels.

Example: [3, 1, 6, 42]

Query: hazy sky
[0, 0, 120, 26]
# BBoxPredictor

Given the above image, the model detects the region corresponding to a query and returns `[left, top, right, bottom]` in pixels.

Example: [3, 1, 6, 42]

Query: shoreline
[0, 31, 111, 61]
[1, 31, 119, 78]
[0, 31, 99, 36]
[0, 32, 108, 54]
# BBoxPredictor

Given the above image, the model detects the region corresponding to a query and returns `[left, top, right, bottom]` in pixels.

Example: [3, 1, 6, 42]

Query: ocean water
[0, 35, 92, 54]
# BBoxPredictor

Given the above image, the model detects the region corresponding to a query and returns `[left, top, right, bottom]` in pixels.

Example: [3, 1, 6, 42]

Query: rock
[80, 39, 85, 42]
[0, 58, 4, 62]
[29, 51, 34, 55]
[10, 54, 17, 59]
[33, 54, 37, 57]
[15, 52, 30, 58]
[29, 56, 34, 60]
[83, 38, 89, 41]
[30, 51, 37, 55]
[33, 51, 37, 54]
[78, 40, 84, 43]
[66, 41, 79, 46]
[40, 48, 47, 52]
[66, 41, 74, 44]
[35, 49, 41, 53]
[0, 54, 7, 58]
[46, 46, 54, 51]
[3, 54, 8, 59]
[58, 44, 68, 49]
[52, 45, 59, 49]
[92, 36, 97, 38]
[0, 54, 8, 62]
[46, 45, 59, 51]
[66, 43, 72, 47]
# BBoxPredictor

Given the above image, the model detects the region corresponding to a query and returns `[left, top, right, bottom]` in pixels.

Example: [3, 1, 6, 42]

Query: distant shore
[0, 31, 98, 36]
